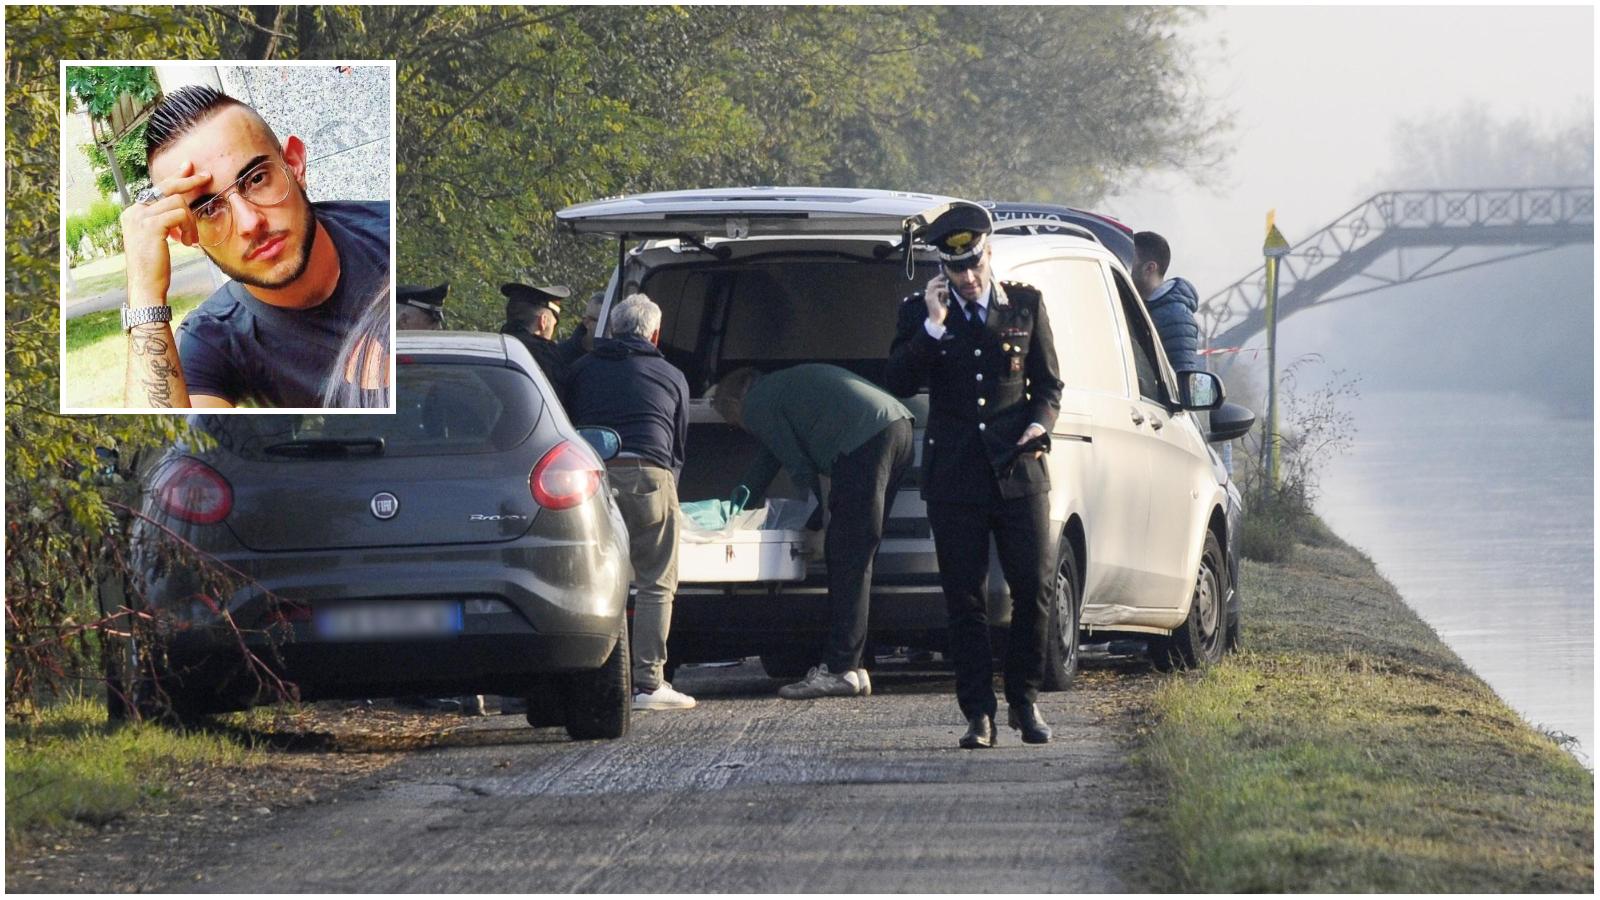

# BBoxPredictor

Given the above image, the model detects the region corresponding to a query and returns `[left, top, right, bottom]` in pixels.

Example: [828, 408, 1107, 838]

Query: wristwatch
[121, 304, 172, 332]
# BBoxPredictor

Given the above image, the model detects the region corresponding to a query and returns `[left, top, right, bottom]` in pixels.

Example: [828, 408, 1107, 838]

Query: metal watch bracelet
[121, 304, 172, 332]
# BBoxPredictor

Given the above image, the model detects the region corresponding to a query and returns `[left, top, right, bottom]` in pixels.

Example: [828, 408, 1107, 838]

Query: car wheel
[105, 628, 213, 724]
[759, 649, 816, 681]
[1041, 536, 1082, 692]
[1150, 531, 1229, 671]
[563, 621, 631, 740]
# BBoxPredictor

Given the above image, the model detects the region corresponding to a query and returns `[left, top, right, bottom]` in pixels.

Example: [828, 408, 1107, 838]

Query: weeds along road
[124, 659, 1159, 892]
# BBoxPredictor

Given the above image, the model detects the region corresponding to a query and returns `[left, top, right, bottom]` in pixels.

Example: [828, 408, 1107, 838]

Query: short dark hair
[1133, 231, 1171, 276]
[144, 85, 256, 163]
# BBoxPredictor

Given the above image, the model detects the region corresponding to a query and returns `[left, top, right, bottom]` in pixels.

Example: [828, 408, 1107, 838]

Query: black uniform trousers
[822, 418, 915, 674]
[926, 487, 1052, 720]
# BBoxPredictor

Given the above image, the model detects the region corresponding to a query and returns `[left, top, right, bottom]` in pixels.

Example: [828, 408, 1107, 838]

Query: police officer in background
[884, 203, 1064, 749]
[500, 282, 571, 392]
[396, 282, 447, 330]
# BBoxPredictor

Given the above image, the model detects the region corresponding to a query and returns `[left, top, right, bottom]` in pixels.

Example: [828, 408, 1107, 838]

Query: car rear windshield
[643, 253, 939, 396]
[199, 363, 543, 460]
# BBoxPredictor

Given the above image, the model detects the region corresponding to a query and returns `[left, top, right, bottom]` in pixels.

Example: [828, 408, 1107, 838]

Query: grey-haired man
[565, 294, 695, 711]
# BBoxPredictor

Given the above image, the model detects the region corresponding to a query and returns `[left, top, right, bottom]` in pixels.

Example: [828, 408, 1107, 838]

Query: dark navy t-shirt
[175, 200, 390, 408]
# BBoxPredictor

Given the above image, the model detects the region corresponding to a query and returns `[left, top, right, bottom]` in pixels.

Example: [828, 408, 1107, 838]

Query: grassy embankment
[4, 697, 257, 852]
[1140, 515, 1593, 892]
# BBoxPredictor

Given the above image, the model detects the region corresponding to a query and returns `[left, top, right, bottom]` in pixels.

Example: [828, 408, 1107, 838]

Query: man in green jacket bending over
[713, 364, 915, 699]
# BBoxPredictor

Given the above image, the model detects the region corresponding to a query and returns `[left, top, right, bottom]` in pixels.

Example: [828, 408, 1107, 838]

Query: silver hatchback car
[119, 333, 634, 739]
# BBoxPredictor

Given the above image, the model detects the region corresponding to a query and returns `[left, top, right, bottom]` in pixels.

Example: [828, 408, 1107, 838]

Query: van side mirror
[1207, 402, 1256, 444]
[576, 426, 622, 461]
[1177, 370, 1225, 411]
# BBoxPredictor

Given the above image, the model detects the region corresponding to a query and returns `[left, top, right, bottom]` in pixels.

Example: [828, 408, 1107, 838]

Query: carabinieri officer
[885, 202, 1064, 749]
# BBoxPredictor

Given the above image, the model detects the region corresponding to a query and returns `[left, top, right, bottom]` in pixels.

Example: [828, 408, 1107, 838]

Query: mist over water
[1313, 390, 1593, 761]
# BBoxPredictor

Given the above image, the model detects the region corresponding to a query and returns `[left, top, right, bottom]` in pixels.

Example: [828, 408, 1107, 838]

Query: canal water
[1313, 390, 1593, 761]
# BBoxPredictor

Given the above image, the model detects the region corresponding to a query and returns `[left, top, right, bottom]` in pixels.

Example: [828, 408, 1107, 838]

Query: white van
[557, 188, 1253, 687]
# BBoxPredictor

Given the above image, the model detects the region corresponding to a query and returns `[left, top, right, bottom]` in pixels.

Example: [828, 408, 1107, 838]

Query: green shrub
[64, 197, 126, 264]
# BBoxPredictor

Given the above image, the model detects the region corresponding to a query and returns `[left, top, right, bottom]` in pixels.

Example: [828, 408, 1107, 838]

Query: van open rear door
[556, 187, 963, 241]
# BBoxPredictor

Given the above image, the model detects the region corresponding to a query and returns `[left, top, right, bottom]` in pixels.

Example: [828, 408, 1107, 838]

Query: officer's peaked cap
[397, 282, 448, 313]
[921, 202, 993, 264]
[500, 282, 571, 316]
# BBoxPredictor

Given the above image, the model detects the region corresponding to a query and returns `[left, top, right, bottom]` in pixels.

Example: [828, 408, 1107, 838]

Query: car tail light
[530, 441, 602, 510]
[151, 458, 233, 524]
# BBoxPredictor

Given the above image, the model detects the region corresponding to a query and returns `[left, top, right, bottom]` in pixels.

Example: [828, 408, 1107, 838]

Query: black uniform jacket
[885, 280, 1063, 503]
[502, 326, 569, 396]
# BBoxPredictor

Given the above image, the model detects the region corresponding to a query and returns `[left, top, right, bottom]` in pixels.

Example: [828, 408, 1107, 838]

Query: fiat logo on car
[370, 492, 400, 520]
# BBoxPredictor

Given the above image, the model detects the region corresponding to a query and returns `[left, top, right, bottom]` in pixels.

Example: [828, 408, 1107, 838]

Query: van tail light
[530, 441, 602, 510]
[152, 458, 233, 524]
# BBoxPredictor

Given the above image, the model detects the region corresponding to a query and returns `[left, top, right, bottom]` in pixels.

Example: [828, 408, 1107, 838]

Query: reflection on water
[1315, 391, 1593, 762]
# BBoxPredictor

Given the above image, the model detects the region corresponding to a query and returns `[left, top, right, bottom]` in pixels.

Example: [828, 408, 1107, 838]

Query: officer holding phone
[884, 203, 1064, 749]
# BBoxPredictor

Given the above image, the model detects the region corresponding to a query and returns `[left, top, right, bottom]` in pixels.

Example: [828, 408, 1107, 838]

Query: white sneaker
[778, 664, 869, 699]
[853, 668, 872, 697]
[633, 681, 696, 710]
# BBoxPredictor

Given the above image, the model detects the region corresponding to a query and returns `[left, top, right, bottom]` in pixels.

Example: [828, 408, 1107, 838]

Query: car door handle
[1130, 409, 1145, 426]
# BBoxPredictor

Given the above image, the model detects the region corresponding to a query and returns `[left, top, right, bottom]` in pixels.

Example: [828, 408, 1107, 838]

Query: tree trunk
[101, 138, 131, 207]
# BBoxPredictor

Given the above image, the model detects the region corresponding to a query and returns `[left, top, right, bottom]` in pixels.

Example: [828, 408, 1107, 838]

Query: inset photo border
[59, 60, 397, 413]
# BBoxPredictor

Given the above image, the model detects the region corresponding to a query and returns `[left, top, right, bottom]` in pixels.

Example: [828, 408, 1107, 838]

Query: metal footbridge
[1200, 186, 1594, 352]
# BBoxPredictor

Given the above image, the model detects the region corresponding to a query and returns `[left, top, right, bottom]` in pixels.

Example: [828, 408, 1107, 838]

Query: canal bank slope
[1136, 515, 1593, 892]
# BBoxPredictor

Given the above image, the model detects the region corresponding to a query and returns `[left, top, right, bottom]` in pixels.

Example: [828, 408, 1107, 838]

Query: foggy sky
[1107, 6, 1594, 382]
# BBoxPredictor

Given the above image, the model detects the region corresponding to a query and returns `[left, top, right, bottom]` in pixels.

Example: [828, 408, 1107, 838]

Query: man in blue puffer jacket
[1131, 231, 1203, 374]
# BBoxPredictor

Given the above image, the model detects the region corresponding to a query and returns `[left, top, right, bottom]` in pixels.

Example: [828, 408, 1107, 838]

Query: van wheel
[1041, 537, 1082, 692]
[760, 650, 815, 681]
[1150, 532, 1228, 671]
[563, 622, 631, 740]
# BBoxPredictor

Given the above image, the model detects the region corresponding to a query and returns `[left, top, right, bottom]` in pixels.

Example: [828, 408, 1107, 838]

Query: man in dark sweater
[565, 293, 695, 711]
[713, 364, 915, 699]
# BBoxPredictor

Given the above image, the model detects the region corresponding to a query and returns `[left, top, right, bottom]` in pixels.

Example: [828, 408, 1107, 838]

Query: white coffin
[678, 528, 809, 583]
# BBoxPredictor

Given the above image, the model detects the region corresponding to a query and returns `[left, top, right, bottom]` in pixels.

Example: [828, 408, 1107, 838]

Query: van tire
[1041, 537, 1082, 692]
[563, 622, 631, 740]
[1149, 532, 1228, 671]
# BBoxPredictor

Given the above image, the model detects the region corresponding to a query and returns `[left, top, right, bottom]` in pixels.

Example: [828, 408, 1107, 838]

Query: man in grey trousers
[565, 294, 695, 711]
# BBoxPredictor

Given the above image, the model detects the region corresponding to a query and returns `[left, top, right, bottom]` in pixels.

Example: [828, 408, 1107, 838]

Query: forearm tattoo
[126, 323, 187, 408]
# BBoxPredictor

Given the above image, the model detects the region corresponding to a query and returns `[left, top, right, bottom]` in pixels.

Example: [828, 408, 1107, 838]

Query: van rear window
[199, 364, 542, 459]
[645, 256, 939, 395]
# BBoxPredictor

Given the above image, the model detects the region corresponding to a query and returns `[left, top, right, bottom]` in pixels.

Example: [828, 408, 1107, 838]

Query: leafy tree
[6, 6, 220, 707]
[81, 121, 150, 198]
[65, 65, 160, 203]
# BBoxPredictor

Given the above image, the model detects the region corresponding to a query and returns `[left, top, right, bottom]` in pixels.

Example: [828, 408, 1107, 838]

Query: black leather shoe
[1008, 704, 1052, 744]
[959, 713, 995, 749]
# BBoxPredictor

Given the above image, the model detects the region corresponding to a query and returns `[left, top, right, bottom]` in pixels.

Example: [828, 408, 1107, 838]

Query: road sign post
[1262, 213, 1292, 488]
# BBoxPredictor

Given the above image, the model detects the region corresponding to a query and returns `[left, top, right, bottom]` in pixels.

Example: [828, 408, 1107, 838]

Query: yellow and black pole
[1262, 211, 1292, 487]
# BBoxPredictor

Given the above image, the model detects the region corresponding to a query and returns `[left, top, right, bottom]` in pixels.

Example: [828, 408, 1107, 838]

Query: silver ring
[135, 185, 164, 205]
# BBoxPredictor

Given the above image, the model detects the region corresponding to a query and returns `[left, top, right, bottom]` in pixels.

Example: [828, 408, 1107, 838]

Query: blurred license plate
[314, 601, 462, 641]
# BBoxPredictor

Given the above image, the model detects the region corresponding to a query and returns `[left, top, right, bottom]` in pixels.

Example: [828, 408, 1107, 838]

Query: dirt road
[16, 658, 1162, 893]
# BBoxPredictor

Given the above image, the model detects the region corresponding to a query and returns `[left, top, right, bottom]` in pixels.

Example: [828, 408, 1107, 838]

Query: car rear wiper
[263, 437, 386, 458]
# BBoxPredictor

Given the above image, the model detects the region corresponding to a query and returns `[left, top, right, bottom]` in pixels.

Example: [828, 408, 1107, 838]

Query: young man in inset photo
[120, 84, 390, 408]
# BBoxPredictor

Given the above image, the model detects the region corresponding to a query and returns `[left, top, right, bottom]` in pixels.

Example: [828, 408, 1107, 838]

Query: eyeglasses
[943, 255, 983, 275]
[192, 161, 294, 247]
